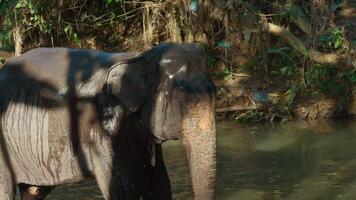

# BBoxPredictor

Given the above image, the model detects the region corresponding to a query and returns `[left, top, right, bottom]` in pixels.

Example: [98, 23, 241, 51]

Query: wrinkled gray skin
[0, 43, 216, 200]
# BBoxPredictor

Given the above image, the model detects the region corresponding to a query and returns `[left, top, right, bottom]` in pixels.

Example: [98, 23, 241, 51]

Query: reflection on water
[23, 120, 356, 200]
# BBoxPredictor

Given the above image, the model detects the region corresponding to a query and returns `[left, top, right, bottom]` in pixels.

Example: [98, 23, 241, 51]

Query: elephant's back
[1, 48, 127, 90]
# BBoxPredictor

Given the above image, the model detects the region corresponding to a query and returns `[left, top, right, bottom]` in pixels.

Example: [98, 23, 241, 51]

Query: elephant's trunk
[181, 97, 216, 200]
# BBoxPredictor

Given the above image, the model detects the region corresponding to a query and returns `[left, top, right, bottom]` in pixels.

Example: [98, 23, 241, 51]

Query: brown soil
[0, 51, 14, 59]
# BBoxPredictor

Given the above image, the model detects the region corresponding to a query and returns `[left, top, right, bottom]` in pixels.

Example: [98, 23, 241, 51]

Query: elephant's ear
[106, 58, 148, 112]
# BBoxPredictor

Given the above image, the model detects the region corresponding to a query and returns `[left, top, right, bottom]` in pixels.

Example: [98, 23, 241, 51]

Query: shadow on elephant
[0, 43, 217, 200]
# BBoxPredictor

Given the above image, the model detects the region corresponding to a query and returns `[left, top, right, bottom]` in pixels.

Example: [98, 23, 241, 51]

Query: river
[32, 120, 356, 200]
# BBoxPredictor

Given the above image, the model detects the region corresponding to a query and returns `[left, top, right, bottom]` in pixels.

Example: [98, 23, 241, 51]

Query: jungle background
[0, 0, 355, 123]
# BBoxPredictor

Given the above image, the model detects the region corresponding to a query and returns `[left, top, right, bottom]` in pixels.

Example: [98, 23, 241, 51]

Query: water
[31, 120, 356, 199]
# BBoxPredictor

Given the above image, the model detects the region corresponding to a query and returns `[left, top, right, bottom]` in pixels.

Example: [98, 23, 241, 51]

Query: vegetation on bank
[0, 0, 355, 122]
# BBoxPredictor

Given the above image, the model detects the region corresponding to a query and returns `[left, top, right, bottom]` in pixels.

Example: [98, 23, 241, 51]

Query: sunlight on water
[17, 120, 355, 200]
[254, 134, 296, 152]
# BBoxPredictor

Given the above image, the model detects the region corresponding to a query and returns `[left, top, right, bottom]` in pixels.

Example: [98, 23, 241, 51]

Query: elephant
[0, 43, 216, 200]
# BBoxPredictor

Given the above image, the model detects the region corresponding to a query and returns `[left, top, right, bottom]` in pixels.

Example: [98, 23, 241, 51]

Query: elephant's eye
[174, 79, 192, 92]
[168, 74, 174, 79]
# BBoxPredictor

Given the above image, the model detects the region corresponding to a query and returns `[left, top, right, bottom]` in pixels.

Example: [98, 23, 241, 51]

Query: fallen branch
[264, 22, 346, 64]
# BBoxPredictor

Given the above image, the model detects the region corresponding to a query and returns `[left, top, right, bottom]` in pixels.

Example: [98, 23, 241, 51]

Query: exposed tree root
[287, 4, 312, 36]
[264, 22, 346, 65]
[216, 104, 258, 112]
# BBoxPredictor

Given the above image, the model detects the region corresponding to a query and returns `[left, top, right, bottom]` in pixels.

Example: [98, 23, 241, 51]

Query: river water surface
[38, 120, 356, 199]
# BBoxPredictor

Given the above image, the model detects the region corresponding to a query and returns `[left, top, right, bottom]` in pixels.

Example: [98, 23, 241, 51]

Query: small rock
[251, 89, 269, 103]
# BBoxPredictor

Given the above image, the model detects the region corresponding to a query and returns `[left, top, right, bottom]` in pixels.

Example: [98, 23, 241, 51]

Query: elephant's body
[0, 48, 136, 186]
[0, 48, 169, 200]
[0, 44, 216, 200]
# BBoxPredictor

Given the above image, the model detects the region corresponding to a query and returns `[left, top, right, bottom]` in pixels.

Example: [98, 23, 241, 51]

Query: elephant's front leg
[0, 168, 15, 200]
[91, 134, 123, 200]
[0, 149, 15, 200]
[145, 144, 172, 200]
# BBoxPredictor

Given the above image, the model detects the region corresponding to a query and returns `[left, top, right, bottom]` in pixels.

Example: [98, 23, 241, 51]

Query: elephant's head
[104, 44, 216, 199]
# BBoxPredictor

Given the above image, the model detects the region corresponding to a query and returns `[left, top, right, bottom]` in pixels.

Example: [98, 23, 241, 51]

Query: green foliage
[64, 23, 82, 47]
[240, 55, 262, 72]
[0, 0, 138, 49]
[284, 3, 307, 21]
[352, 40, 356, 46]
[213, 68, 233, 79]
[0, 57, 5, 65]
[267, 47, 298, 77]
[330, 0, 342, 12]
[104, 0, 124, 6]
[0, 0, 16, 51]
[0, 31, 14, 51]
[0, 0, 56, 48]
[306, 64, 350, 102]
[346, 70, 356, 84]
[206, 55, 217, 69]
[14, 0, 53, 33]
[285, 82, 298, 115]
[318, 27, 344, 51]
[217, 40, 231, 49]
[104, 0, 115, 5]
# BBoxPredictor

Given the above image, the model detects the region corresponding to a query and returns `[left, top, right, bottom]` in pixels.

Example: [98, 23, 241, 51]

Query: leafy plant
[318, 27, 344, 50]
[346, 70, 356, 84]
[217, 40, 231, 49]
[352, 40, 356, 46]
[206, 55, 217, 69]
[284, 4, 305, 17]
[14, 0, 53, 32]
[284, 82, 298, 115]
[267, 47, 298, 77]
[0, 31, 14, 51]
[240, 55, 262, 72]
[306, 64, 350, 102]
[104, 0, 125, 6]
[213, 68, 234, 79]
[330, 0, 342, 12]
[64, 24, 82, 47]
